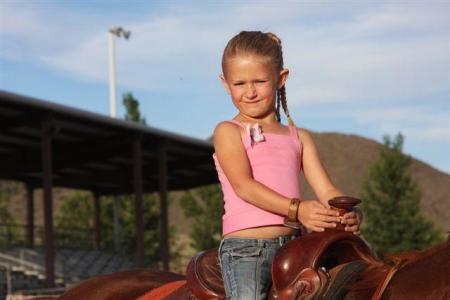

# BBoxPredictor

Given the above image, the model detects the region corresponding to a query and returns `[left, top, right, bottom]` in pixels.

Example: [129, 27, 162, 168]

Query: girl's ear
[220, 74, 231, 94]
[277, 68, 289, 89]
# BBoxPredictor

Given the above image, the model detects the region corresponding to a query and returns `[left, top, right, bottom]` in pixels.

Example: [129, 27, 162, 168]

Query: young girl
[213, 31, 362, 299]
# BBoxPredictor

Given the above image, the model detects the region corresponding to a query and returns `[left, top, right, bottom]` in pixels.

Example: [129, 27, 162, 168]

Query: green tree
[180, 184, 223, 250]
[0, 198, 20, 247]
[99, 194, 161, 265]
[0, 181, 21, 247]
[55, 191, 92, 248]
[123, 92, 146, 124]
[55, 191, 162, 265]
[55, 191, 160, 265]
[361, 133, 443, 253]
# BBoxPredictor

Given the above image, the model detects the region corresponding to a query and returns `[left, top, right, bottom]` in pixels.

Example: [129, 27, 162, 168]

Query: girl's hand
[297, 200, 341, 232]
[341, 207, 363, 235]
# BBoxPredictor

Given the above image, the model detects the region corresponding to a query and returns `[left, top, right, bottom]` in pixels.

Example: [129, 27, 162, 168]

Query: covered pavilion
[0, 90, 218, 287]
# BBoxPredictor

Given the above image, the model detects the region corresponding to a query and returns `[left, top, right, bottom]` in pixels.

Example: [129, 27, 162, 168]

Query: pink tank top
[213, 120, 303, 235]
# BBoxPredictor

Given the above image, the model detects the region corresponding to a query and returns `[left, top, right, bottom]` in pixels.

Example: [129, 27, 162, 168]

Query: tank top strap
[225, 120, 252, 149]
[288, 124, 302, 153]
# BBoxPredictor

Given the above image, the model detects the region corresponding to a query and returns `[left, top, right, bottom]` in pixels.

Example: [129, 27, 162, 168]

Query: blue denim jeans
[218, 235, 296, 300]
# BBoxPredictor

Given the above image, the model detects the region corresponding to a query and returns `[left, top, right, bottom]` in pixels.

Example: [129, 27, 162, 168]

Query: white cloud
[353, 108, 447, 124]
[37, 9, 231, 90]
[283, 3, 449, 106]
[2, 2, 448, 101]
[350, 107, 449, 143]
[404, 127, 449, 142]
[0, 3, 108, 60]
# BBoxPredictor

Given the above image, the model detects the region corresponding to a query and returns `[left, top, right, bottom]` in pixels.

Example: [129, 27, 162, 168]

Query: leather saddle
[186, 229, 376, 300]
[186, 247, 225, 299]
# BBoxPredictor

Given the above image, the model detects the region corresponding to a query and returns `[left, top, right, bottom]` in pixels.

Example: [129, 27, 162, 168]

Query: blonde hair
[222, 31, 295, 126]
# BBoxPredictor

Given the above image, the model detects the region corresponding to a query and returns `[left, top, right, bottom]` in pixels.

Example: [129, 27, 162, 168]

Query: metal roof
[0, 90, 218, 195]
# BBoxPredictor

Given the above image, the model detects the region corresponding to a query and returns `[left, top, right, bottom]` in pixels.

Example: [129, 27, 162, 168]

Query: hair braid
[279, 85, 295, 126]
[275, 92, 281, 122]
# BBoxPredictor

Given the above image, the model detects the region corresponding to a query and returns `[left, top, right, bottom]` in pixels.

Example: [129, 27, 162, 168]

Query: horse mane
[349, 239, 450, 292]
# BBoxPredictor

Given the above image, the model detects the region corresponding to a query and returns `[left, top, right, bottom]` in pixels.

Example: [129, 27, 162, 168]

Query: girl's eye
[232, 81, 266, 86]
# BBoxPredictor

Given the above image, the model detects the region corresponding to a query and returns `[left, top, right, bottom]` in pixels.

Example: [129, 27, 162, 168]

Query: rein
[371, 259, 408, 300]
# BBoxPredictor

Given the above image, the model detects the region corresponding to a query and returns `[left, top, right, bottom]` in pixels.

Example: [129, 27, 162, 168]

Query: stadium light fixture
[108, 26, 131, 118]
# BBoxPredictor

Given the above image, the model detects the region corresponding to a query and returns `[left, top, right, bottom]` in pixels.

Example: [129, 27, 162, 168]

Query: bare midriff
[223, 225, 298, 239]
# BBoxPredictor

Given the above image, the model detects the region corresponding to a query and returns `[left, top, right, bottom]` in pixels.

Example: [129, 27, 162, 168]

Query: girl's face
[221, 54, 288, 121]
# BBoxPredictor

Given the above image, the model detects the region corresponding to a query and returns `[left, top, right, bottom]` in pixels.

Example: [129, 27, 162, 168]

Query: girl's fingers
[308, 225, 326, 232]
[342, 217, 358, 226]
[343, 211, 356, 218]
[316, 214, 341, 223]
[315, 207, 340, 217]
[345, 225, 359, 232]
[312, 220, 337, 229]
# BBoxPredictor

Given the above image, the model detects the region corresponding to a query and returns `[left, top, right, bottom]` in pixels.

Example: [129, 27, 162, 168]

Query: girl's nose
[245, 84, 257, 98]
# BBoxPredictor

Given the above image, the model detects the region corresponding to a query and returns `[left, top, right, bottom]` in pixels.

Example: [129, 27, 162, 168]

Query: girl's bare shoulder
[213, 121, 243, 142]
[296, 127, 315, 146]
[214, 121, 241, 133]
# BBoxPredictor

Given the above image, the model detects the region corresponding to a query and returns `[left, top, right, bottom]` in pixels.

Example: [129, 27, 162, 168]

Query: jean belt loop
[278, 236, 283, 247]
[218, 238, 225, 267]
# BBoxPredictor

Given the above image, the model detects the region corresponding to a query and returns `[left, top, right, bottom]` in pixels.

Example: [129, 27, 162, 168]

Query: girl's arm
[298, 128, 343, 207]
[299, 128, 362, 233]
[214, 122, 340, 232]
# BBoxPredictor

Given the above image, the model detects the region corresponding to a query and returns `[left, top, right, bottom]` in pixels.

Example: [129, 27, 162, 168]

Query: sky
[0, 0, 449, 174]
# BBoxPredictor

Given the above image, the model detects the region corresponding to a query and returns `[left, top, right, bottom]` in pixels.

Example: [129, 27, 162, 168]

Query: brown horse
[41, 237, 449, 300]
[57, 269, 185, 300]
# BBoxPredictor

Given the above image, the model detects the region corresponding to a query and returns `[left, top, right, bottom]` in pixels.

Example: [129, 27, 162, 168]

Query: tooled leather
[186, 249, 226, 300]
[269, 229, 376, 299]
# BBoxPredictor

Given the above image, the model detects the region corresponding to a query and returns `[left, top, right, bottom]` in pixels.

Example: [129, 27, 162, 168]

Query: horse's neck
[345, 241, 450, 300]
[382, 242, 450, 299]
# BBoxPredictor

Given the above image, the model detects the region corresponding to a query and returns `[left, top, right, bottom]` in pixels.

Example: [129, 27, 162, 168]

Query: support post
[26, 185, 34, 248]
[133, 137, 144, 267]
[93, 193, 101, 251]
[41, 119, 55, 288]
[159, 142, 169, 271]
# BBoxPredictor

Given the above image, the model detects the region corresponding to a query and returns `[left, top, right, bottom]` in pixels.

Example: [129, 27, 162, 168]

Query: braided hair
[222, 31, 295, 126]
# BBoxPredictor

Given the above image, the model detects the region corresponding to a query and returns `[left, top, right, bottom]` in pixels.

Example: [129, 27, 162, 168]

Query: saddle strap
[371, 259, 407, 300]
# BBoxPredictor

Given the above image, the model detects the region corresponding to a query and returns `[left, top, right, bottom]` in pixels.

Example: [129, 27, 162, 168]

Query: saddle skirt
[186, 230, 377, 300]
[186, 248, 226, 299]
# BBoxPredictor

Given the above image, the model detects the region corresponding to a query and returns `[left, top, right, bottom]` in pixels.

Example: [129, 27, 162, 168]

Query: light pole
[108, 26, 131, 118]
[108, 26, 130, 254]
